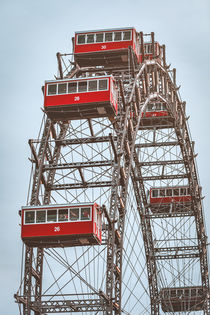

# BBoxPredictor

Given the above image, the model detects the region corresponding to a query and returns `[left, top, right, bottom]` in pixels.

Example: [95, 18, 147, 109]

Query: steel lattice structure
[15, 30, 210, 314]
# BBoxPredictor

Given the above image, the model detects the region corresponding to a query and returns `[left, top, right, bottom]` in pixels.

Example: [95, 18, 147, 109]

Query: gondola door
[93, 205, 102, 243]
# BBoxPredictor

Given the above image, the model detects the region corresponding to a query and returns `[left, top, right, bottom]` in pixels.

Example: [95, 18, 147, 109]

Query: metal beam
[32, 299, 107, 313]
[139, 159, 184, 166]
[43, 160, 113, 171]
[50, 181, 112, 190]
[135, 141, 179, 148]
[139, 174, 188, 181]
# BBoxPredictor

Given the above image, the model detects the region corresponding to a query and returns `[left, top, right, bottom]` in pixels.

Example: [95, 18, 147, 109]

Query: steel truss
[15, 32, 210, 314]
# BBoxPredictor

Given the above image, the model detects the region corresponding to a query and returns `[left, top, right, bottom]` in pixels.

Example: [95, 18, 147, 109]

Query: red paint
[143, 111, 168, 118]
[75, 39, 134, 54]
[22, 220, 93, 238]
[150, 196, 191, 204]
[45, 90, 110, 107]
[130, 110, 169, 119]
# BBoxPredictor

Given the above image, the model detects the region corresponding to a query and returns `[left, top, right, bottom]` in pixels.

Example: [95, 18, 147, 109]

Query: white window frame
[159, 189, 166, 197]
[165, 188, 173, 197]
[151, 189, 159, 198]
[36, 209, 46, 224]
[58, 208, 69, 222]
[57, 82, 68, 95]
[77, 34, 86, 45]
[173, 188, 180, 197]
[76, 30, 132, 45]
[47, 209, 58, 223]
[68, 81, 78, 94]
[24, 206, 93, 225]
[98, 78, 109, 91]
[47, 78, 109, 97]
[69, 207, 80, 222]
[86, 33, 96, 44]
[122, 30, 132, 41]
[113, 31, 122, 42]
[87, 79, 98, 92]
[95, 32, 105, 43]
[24, 210, 35, 225]
[80, 206, 92, 221]
[47, 84, 57, 96]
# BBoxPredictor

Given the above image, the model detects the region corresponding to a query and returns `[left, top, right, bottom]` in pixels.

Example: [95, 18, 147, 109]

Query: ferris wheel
[15, 27, 210, 314]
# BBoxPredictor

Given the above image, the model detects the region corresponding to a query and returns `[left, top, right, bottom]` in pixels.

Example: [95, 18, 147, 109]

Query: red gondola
[73, 27, 139, 66]
[143, 102, 168, 118]
[130, 102, 168, 120]
[44, 75, 118, 120]
[150, 186, 191, 204]
[139, 102, 170, 128]
[21, 203, 102, 247]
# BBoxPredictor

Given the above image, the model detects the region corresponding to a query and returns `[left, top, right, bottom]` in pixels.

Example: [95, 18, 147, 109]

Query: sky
[0, 0, 210, 314]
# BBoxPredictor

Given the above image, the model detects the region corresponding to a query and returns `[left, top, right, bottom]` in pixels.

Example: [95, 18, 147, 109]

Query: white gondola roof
[75, 27, 135, 34]
[22, 202, 97, 210]
[45, 75, 113, 84]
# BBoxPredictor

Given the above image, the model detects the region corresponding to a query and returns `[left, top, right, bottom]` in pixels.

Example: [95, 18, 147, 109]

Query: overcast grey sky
[0, 0, 210, 313]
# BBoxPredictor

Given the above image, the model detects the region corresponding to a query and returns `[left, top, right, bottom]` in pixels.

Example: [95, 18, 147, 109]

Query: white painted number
[54, 226, 60, 232]
[101, 45, 106, 50]
[74, 96, 80, 101]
